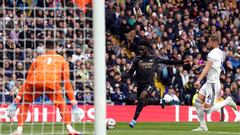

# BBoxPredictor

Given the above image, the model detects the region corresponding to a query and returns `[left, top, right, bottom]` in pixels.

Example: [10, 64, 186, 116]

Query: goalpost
[93, 0, 106, 135]
[0, 0, 106, 134]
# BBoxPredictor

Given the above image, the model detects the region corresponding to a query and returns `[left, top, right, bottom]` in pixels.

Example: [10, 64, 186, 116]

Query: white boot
[226, 96, 237, 111]
[67, 124, 82, 135]
[11, 127, 22, 135]
[192, 125, 208, 132]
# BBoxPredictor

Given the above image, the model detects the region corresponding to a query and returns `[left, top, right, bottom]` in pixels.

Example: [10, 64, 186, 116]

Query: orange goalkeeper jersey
[24, 51, 74, 101]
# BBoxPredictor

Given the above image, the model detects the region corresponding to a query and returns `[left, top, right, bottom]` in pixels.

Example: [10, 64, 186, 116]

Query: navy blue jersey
[128, 55, 183, 85]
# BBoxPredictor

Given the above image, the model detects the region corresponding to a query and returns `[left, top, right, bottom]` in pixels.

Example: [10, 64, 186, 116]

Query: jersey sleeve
[207, 51, 217, 62]
[26, 59, 37, 80]
[156, 57, 183, 65]
[62, 58, 75, 101]
[14, 83, 27, 103]
[128, 57, 139, 77]
[14, 58, 38, 103]
[15, 59, 37, 103]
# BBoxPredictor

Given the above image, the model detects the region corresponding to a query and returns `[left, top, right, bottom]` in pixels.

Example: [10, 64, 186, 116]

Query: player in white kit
[192, 34, 238, 131]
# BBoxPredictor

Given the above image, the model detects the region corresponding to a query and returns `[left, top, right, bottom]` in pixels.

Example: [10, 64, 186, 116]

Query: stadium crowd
[0, 0, 240, 106]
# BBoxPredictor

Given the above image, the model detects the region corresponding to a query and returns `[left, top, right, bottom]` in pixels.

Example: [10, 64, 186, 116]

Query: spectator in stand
[0, 77, 5, 102]
[83, 87, 94, 105]
[184, 75, 196, 105]
[235, 89, 240, 105]
[235, 66, 240, 80]
[126, 84, 138, 105]
[4, 60, 13, 78]
[106, 81, 114, 104]
[111, 83, 126, 105]
[163, 86, 180, 105]
[172, 66, 185, 105]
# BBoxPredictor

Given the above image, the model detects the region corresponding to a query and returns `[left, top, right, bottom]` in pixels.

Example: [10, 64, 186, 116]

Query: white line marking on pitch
[108, 129, 240, 134]
[207, 131, 240, 135]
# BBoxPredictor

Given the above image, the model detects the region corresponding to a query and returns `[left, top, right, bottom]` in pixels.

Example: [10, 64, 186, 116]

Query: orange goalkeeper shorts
[21, 83, 65, 105]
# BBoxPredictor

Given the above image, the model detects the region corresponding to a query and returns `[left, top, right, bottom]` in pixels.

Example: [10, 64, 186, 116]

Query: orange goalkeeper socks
[17, 104, 29, 126]
[58, 104, 71, 125]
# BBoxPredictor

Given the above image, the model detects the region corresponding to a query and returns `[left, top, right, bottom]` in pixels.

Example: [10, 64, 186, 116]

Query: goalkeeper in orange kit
[6, 40, 82, 135]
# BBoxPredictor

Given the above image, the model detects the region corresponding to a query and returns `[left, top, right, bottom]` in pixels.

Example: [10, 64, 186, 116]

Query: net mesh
[0, 0, 93, 134]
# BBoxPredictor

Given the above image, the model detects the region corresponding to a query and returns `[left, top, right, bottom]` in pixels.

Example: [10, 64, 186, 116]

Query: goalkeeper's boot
[192, 125, 208, 132]
[68, 128, 82, 135]
[10, 130, 22, 135]
[129, 119, 136, 128]
[226, 96, 238, 111]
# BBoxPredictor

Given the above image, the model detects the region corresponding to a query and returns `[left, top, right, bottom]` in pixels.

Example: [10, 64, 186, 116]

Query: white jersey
[207, 48, 223, 83]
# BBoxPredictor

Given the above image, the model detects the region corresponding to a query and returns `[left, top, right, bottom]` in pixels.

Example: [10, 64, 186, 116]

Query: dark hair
[139, 40, 151, 48]
[45, 40, 55, 49]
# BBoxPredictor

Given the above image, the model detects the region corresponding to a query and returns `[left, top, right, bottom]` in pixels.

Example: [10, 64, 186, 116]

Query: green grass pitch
[1, 122, 240, 135]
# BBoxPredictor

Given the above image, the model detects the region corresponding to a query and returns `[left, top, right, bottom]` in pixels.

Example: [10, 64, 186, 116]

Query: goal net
[0, 0, 96, 134]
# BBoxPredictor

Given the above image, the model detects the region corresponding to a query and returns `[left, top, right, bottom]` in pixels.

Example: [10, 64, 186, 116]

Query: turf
[1, 122, 240, 135]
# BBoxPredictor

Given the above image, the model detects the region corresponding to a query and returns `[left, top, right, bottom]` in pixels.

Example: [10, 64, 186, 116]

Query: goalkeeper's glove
[6, 102, 17, 118]
[72, 104, 82, 122]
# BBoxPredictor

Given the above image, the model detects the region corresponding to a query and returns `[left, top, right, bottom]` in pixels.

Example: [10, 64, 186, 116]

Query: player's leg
[46, 90, 71, 124]
[12, 85, 41, 135]
[145, 87, 161, 105]
[46, 90, 82, 135]
[192, 83, 208, 131]
[7, 83, 30, 119]
[129, 85, 152, 128]
[205, 83, 237, 114]
[133, 90, 148, 120]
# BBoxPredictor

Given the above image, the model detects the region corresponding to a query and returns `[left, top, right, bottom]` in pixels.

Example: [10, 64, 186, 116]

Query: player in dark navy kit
[127, 41, 185, 128]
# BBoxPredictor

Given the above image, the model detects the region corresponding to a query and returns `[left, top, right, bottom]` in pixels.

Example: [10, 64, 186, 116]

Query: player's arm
[121, 57, 138, 80]
[26, 60, 36, 79]
[128, 57, 138, 77]
[156, 57, 184, 65]
[7, 60, 37, 118]
[14, 60, 37, 103]
[62, 59, 76, 105]
[13, 83, 25, 103]
[62, 59, 82, 121]
[194, 60, 212, 89]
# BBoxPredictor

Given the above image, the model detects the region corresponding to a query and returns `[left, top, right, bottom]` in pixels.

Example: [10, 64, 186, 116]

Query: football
[106, 118, 116, 129]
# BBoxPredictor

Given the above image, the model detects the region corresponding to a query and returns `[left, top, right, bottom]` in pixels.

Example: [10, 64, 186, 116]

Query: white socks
[207, 100, 227, 114]
[66, 124, 74, 131]
[194, 98, 206, 126]
[17, 126, 23, 133]
[66, 124, 80, 133]
[195, 98, 229, 128]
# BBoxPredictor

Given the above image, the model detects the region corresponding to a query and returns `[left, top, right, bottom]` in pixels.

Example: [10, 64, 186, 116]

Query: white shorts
[199, 82, 221, 105]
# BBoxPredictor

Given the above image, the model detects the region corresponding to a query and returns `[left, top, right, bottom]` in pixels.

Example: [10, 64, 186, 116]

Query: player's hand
[194, 80, 201, 89]
[6, 102, 17, 118]
[72, 105, 82, 122]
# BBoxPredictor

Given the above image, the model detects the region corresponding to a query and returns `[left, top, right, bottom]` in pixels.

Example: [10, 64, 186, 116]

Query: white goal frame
[93, 0, 106, 135]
